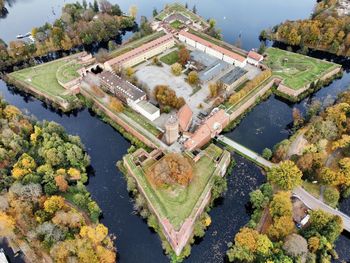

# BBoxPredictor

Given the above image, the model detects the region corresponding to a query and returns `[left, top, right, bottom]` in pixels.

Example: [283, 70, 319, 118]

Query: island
[1, 1, 349, 262]
[0, 100, 116, 262]
[264, 0, 350, 57]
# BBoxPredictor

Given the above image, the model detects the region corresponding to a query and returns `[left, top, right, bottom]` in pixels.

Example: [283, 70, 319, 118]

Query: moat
[1, 0, 350, 262]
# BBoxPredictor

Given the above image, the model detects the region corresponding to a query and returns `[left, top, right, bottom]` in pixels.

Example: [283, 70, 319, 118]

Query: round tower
[165, 115, 179, 145]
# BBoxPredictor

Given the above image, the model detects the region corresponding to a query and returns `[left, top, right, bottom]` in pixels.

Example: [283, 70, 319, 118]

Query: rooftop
[220, 67, 248, 85]
[177, 104, 193, 132]
[248, 51, 264, 62]
[136, 100, 159, 115]
[105, 34, 174, 68]
[99, 71, 145, 103]
[185, 109, 229, 150]
[179, 30, 246, 63]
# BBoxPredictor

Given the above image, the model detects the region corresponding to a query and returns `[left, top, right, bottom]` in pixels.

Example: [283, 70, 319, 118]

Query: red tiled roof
[105, 34, 174, 67]
[184, 109, 229, 150]
[248, 51, 263, 62]
[177, 104, 193, 132]
[179, 30, 246, 63]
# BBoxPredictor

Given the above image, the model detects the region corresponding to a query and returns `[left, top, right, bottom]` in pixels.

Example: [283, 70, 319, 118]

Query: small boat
[0, 248, 9, 263]
[16, 32, 31, 39]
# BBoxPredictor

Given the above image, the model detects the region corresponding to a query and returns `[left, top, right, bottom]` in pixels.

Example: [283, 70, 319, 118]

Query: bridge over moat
[217, 135, 350, 233]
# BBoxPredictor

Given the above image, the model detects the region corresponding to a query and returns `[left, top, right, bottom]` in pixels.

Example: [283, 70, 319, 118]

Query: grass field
[155, 3, 206, 23]
[56, 61, 82, 84]
[170, 20, 183, 29]
[9, 59, 77, 101]
[265, 48, 338, 90]
[123, 107, 161, 137]
[160, 50, 179, 65]
[127, 144, 224, 230]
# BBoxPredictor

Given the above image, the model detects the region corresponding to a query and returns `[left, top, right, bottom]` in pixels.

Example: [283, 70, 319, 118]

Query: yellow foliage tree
[80, 224, 109, 244]
[44, 195, 65, 214]
[3, 105, 21, 119]
[68, 168, 81, 180]
[11, 153, 36, 180]
[0, 212, 15, 236]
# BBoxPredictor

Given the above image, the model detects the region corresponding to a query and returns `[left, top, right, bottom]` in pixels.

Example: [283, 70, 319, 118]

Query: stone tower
[165, 115, 179, 145]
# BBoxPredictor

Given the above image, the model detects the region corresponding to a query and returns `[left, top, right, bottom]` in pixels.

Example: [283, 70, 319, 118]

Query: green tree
[267, 160, 302, 190]
[262, 148, 272, 160]
[269, 191, 292, 218]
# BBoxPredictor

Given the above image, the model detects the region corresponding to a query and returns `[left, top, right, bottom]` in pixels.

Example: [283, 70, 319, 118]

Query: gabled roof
[105, 34, 174, 68]
[177, 104, 193, 132]
[248, 51, 264, 62]
[179, 30, 246, 63]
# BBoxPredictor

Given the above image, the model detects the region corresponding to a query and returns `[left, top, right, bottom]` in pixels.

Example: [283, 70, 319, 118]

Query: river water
[0, 0, 349, 262]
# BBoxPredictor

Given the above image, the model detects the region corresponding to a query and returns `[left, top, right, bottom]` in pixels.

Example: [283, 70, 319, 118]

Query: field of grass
[302, 181, 321, 199]
[265, 48, 338, 90]
[170, 20, 183, 29]
[123, 107, 161, 137]
[155, 3, 205, 23]
[127, 144, 223, 230]
[9, 59, 77, 101]
[56, 61, 82, 84]
[160, 50, 179, 65]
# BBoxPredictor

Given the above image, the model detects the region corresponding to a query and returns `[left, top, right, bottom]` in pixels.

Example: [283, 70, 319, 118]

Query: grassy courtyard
[265, 48, 339, 90]
[160, 50, 179, 65]
[170, 20, 183, 29]
[9, 58, 78, 102]
[56, 61, 83, 84]
[126, 144, 225, 230]
[155, 3, 205, 23]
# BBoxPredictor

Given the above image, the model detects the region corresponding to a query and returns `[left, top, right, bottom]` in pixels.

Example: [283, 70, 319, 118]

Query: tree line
[0, 98, 116, 262]
[0, 0, 136, 71]
[265, 0, 350, 56]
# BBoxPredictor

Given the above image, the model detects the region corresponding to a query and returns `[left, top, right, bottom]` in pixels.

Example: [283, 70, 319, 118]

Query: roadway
[217, 135, 350, 232]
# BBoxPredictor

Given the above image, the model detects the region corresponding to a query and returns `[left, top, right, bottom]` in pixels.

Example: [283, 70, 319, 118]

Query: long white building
[178, 30, 247, 68]
[104, 34, 175, 71]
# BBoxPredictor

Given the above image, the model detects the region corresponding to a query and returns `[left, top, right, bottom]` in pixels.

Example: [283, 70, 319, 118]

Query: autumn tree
[171, 62, 182, 76]
[188, 71, 199, 85]
[154, 85, 185, 109]
[148, 153, 193, 186]
[109, 97, 124, 112]
[44, 195, 65, 214]
[178, 47, 190, 65]
[129, 5, 138, 18]
[267, 160, 302, 190]
[0, 212, 15, 236]
[269, 191, 292, 218]
[268, 215, 295, 240]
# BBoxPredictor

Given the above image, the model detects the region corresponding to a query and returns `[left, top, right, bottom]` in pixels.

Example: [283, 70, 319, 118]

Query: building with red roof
[178, 30, 247, 68]
[247, 51, 264, 66]
[177, 104, 193, 132]
[184, 109, 229, 151]
[104, 34, 175, 71]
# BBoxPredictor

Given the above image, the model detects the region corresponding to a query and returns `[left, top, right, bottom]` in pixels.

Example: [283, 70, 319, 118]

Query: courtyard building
[165, 115, 180, 145]
[178, 30, 247, 68]
[219, 67, 248, 91]
[247, 50, 264, 66]
[184, 108, 229, 151]
[104, 34, 175, 71]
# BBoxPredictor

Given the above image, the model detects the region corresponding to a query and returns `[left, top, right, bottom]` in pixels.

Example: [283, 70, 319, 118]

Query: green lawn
[170, 20, 183, 29]
[9, 58, 77, 102]
[265, 47, 339, 90]
[155, 3, 206, 24]
[127, 144, 224, 230]
[302, 181, 321, 199]
[160, 50, 179, 65]
[123, 107, 162, 137]
[56, 61, 83, 84]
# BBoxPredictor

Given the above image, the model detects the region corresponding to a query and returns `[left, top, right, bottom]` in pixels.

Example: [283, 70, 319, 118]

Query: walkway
[216, 135, 350, 232]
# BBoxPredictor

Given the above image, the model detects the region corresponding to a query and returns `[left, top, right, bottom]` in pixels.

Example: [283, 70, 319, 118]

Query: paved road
[217, 135, 350, 232]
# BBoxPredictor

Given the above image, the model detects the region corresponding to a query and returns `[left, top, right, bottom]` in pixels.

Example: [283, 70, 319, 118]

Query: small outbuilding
[247, 50, 264, 66]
